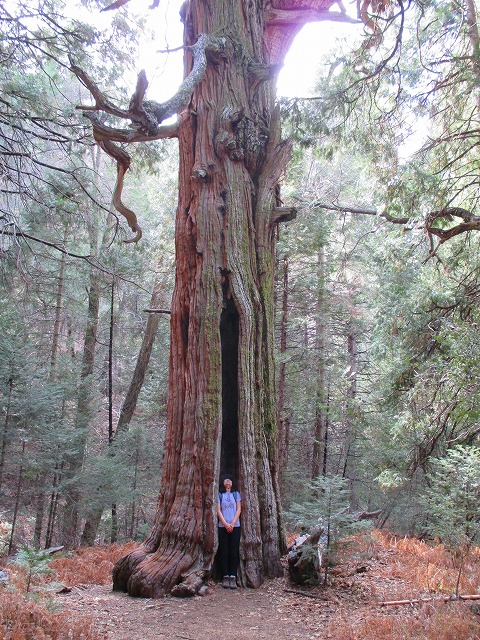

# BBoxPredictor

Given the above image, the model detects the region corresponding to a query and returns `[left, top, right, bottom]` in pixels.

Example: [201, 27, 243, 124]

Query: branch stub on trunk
[272, 206, 297, 224]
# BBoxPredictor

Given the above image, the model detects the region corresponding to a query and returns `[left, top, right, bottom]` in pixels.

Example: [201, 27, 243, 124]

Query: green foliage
[367, 234, 480, 485]
[294, 1, 480, 236]
[11, 547, 54, 593]
[277, 131, 382, 513]
[0, 0, 175, 551]
[274, 0, 480, 551]
[285, 475, 372, 550]
[422, 446, 480, 549]
[420, 445, 480, 594]
[285, 475, 372, 584]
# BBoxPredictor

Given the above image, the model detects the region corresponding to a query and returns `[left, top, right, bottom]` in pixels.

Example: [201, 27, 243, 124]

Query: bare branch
[427, 208, 480, 242]
[156, 44, 185, 54]
[98, 139, 142, 243]
[312, 201, 410, 224]
[312, 201, 480, 256]
[72, 33, 226, 131]
[71, 62, 133, 120]
[146, 34, 226, 123]
[272, 206, 297, 223]
[381, 594, 480, 607]
[82, 112, 179, 144]
[0, 227, 153, 293]
[1, 227, 91, 259]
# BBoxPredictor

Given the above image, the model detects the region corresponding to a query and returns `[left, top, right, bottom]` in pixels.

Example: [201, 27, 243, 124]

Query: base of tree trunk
[113, 544, 211, 598]
[112, 546, 149, 593]
[113, 540, 281, 597]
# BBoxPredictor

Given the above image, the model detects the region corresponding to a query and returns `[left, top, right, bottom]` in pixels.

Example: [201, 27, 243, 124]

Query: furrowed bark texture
[113, 0, 341, 598]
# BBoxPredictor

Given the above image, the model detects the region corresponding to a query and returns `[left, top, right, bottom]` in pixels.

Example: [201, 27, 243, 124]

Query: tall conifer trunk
[113, 0, 351, 598]
[312, 246, 327, 479]
[277, 254, 290, 480]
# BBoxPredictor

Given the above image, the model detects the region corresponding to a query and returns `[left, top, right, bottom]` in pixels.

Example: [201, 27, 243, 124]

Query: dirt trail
[59, 579, 331, 640]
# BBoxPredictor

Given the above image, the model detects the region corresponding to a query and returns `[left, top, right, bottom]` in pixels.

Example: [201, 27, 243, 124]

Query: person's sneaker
[222, 576, 230, 589]
[229, 576, 237, 589]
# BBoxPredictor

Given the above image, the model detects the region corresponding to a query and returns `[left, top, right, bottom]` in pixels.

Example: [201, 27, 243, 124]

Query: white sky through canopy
[130, 0, 361, 101]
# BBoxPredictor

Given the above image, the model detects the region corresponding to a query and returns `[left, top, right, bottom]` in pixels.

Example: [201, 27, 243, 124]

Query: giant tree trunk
[113, 0, 348, 598]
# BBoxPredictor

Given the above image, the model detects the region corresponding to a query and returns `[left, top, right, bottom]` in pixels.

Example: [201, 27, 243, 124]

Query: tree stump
[287, 528, 324, 586]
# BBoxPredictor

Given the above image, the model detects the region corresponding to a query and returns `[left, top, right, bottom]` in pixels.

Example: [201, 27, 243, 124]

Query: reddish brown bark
[112, 0, 348, 598]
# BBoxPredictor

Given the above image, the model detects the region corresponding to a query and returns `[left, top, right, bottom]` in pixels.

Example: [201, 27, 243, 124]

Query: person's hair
[219, 473, 237, 493]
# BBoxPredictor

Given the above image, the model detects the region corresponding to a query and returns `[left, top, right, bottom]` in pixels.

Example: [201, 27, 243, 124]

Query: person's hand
[226, 523, 233, 533]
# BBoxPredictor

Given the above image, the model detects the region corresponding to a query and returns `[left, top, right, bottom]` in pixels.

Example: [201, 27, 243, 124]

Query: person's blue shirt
[218, 491, 241, 527]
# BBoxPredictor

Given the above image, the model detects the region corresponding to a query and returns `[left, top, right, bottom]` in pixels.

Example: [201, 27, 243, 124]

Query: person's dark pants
[218, 526, 241, 577]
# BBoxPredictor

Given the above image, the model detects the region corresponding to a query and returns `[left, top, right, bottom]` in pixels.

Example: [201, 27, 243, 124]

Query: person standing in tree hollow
[217, 474, 241, 589]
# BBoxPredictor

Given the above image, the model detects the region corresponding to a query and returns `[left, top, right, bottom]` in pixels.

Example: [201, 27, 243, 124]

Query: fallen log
[287, 508, 382, 586]
[354, 509, 382, 521]
[44, 545, 64, 554]
[380, 594, 480, 607]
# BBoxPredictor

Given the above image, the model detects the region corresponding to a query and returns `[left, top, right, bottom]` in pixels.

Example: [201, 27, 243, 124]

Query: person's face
[223, 478, 232, 491]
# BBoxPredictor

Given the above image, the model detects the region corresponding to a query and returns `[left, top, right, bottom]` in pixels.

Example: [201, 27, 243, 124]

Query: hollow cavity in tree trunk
[220, 280, 239, 479]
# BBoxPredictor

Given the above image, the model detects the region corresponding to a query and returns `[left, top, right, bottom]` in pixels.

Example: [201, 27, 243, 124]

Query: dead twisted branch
[71, 34, 225, 242]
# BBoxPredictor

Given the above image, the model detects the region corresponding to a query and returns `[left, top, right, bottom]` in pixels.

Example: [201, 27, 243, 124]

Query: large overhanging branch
[266, 0, 393, 37]
[266, 7, 359, 26]
[312, 201, 409, 223]
[312, 201, 480, 257]
[71, 34, 225, 243]
[265, 1, 360, 64]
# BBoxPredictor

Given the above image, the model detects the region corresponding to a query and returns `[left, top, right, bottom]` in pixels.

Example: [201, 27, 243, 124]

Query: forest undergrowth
[0, 532, 479, 640]
[327, 531, 480, 639]
[0, 544, 135, 640]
